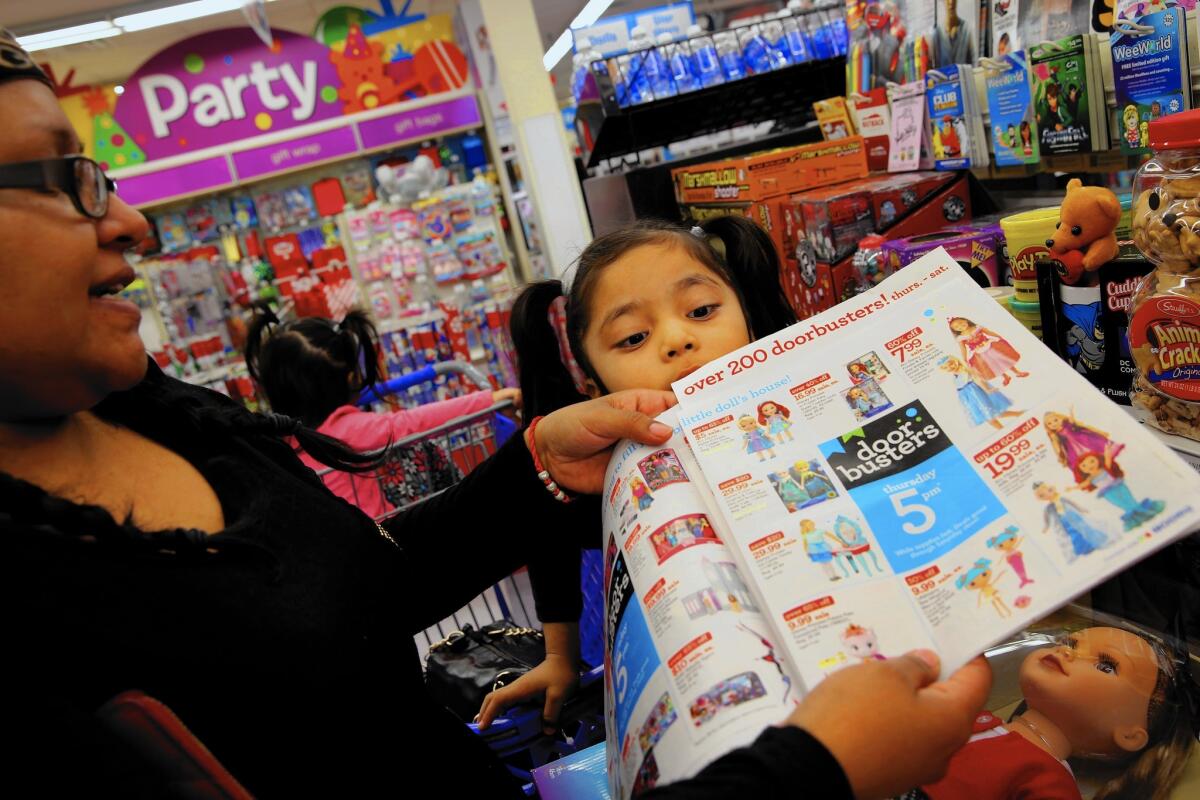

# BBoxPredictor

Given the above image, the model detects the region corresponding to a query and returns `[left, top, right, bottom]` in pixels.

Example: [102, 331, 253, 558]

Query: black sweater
[0, 365, 851, 798]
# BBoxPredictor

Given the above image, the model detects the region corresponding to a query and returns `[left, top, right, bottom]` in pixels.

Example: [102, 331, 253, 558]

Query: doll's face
[800, 519, 815, 533]
[967, 569, 992, 589]
[761, 403, 779, 417]
[849, 388, 865, 400]
[949, 318, 970, 334]
[1019, 627, 1159, 757]
[794, 460, 808, 472]
[1034, 483, 1058, 502]
[845, 632, 878, 657]
[1044, 412, 1065, 432]
[1078, 454, 1101, 476]
[739, 416, 757, 431]
[940, 358, 962, 373]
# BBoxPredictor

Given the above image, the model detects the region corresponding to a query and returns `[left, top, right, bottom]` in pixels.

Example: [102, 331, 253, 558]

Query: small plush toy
[1045, 178, 1122, 285]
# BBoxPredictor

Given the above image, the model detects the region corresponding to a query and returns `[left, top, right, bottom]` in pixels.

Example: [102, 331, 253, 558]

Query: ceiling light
[543, 0, 615, 71]
[18, 20, 117, 46]
[21, 26, 121, 52]
[114, 0, 246, 32]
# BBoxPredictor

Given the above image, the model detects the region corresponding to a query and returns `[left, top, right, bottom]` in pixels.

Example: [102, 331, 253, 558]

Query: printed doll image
[847, 351, 890, 385]
[938, 356, 1023, 429]
[1071, 445, 1166, 530]
[768, 472, 812, 513]
[841, 623, 887, 662]
[688, 671, 767, 728]
[1034, 481, 1112, 562]
[651, 514, 720, 564]
[639, 449, 688, 490]
[738, 415, 777, 462]
[1043, 408, 1125, 480]
[757, 400, 795, 443]
[800, 518, 842, 582]
[831, 514, 883, 576]
[843, 378, 892, 421]
[986, 526, 1033, 588]
[955, 558, 1011, 618]
[847, 362, 872, 384]
[948, 316, 1029, 386]
[739, 623, 793, 704]
[637, 693, 677, 754]
[915, 626, 1197, 800]
[788, 460, 838, 502]
[629, 476, 654, 512]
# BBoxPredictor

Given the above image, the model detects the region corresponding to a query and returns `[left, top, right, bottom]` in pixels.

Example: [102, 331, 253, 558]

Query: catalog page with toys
[602, 248, 1200, 798]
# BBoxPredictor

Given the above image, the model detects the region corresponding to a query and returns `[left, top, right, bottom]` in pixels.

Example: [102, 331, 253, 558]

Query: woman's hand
[532, 390, 676, 494]
[475, 653, 579, 734]
[786, 650, 991, 799]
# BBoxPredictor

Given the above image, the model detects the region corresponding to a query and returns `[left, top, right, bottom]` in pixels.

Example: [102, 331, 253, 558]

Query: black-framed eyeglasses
[0, 155, 116, 219]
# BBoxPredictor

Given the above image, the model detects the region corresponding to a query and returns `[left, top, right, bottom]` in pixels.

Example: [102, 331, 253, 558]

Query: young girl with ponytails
[478, 215, 798, 731]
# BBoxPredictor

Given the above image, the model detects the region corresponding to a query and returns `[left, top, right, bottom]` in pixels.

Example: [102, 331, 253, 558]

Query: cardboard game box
[672, 138, 870, 205]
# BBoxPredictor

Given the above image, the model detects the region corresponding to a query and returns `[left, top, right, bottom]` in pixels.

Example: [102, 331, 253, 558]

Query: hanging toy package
[1128, 110, 1200, 442]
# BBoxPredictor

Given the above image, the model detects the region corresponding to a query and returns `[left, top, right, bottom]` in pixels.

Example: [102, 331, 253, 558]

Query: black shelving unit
[576, 56, 847, 168]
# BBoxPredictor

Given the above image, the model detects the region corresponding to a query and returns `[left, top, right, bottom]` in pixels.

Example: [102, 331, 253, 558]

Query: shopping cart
[333, 363, 606, 793]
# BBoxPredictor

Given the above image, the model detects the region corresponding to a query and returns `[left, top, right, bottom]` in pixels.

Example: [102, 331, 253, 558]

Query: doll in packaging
[908, 625, 1195, 800]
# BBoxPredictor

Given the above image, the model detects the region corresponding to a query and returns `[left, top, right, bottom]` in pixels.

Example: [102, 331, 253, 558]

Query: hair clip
[690, 225, 705, 238]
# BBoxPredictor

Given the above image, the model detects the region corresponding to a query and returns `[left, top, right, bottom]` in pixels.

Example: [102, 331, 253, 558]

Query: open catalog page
[601, 418, 797, 797]
[603, 247, 1200, 799]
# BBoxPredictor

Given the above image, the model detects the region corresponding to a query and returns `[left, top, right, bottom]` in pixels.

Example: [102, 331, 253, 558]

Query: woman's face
[0, 81, 150, 420]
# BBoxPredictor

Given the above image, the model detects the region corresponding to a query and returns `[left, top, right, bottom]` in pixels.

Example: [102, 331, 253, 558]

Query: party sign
[114, 28, 344, 162]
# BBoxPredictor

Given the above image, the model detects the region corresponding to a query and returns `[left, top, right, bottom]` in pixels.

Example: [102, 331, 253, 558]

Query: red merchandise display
[671, 138, 869, 205]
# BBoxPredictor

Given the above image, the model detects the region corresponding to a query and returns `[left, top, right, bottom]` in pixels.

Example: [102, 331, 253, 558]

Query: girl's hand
[476, 653, 579, 734]
[533, 390, 676, 494]
[787, 651, 991, 799]
[493, 387, 522, 409]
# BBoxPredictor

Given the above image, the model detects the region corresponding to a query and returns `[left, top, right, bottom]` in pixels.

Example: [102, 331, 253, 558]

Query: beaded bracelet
[526, 415, 573, 504]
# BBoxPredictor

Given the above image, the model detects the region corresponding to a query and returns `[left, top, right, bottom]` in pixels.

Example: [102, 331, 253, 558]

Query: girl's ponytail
[701, 215, 797, 338]
[335, 308, 382, 393]
[510, 280, 589, 420]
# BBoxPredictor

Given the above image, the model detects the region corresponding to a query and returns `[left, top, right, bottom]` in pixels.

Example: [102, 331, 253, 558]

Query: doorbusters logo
[820, 401, 951, 489]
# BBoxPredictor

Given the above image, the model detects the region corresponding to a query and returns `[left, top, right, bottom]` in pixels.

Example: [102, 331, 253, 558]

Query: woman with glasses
[0, 30, 990, 798]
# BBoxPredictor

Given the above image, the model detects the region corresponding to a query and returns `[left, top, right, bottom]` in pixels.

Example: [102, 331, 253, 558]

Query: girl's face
[950, 318, 970, 334]
[0, 81, 151, 419]
[581, 243, 750, 394]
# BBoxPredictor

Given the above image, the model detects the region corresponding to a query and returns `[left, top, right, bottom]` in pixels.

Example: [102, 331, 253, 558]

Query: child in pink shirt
[246, 309, 518, 518]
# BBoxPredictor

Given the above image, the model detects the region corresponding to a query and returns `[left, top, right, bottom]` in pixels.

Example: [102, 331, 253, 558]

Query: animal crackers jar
[1128, 110, 1200, 440]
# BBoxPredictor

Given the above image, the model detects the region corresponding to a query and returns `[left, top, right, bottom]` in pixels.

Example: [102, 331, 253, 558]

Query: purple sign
[356, 95, 481, 150]
[232, 125, 358, 180]
[116, 156, 234, 206]
[114, 28, 345, 162]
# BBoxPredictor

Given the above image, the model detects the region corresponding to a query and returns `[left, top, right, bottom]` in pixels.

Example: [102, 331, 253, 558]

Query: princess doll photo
[939, 355, 1024, 429]
[1072, 444, 1166, 530]
[987, 526, 1033, 588]
[757, 400, 795, 443]
[1033, 481, 1112, 562]
[949, 316, 1030, 386]
[956, 558, 1012, 619]
[1043, 408, 1125, 480]
[738, 415, 776, 461]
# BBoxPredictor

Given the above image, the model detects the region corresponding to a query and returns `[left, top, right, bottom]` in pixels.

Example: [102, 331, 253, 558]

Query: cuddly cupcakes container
[1129, 110, 1200, 440]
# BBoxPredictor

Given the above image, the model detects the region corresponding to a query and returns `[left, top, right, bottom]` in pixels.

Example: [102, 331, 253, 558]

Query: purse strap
[427, 624, 542, 655]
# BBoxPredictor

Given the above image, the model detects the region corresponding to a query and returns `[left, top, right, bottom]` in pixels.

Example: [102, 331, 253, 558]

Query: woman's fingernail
[650, 422, 672, 438]
[912, 649, 940, 671]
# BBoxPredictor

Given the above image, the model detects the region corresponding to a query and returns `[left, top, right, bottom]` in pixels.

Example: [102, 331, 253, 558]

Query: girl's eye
[617, 332, 647, 349]
[688, 304, 718, 320]
[1095, 654, 1119, 675]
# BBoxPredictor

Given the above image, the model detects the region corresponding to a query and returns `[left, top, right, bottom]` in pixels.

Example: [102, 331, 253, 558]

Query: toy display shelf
[575, 56, 847, 169]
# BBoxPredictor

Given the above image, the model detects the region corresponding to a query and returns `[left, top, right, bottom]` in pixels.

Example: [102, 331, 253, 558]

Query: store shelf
[576, 56, 847, 168]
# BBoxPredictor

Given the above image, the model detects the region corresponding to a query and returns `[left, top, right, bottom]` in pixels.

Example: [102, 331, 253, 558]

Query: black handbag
[424, 620, 545, 722]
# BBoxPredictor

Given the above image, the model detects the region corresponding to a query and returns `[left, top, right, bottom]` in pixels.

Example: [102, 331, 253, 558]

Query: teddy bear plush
[1045, 178, 1122, 284]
